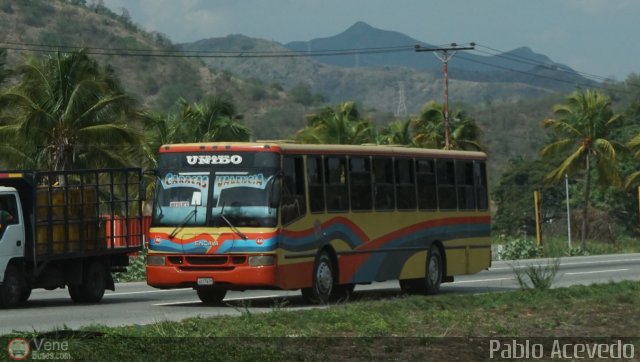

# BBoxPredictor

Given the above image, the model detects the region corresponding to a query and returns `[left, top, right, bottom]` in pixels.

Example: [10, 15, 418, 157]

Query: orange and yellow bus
[146, 142, 491, 304]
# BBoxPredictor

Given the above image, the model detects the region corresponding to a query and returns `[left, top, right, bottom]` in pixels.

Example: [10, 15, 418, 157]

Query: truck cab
[0, 187, 25, 283]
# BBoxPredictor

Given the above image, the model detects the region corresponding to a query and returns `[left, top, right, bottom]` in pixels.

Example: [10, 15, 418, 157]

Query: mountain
[180, 21, 592, 114]
[284, 21, 592, 90]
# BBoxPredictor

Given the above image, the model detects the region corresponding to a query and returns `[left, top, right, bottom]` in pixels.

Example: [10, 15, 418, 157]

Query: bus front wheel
[302, 251, 334, 304]
[196, 287, 227, 305]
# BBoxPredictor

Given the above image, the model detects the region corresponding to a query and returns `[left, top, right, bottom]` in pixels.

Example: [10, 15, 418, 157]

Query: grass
[2, 281, 639, 360]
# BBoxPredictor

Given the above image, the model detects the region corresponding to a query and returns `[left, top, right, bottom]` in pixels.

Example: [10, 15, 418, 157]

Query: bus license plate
[197, 277, 214, 286]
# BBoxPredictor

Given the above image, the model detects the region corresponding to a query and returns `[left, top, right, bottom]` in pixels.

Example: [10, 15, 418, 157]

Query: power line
[3, 39, 638, 94]
[473, 43, 615, 84]
[0, 41, 415, 58]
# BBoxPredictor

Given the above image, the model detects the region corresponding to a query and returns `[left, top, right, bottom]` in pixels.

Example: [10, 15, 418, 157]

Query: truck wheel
[0, 265, 28, 308]
[20, 287, 32, 303]
[69, 261, 106, 304]
[196, 287, 227, 305]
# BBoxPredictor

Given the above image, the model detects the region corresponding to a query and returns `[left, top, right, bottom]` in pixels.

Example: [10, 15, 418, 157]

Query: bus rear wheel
[399, 246, 442, 295]
[196, 287, 227, 305]
[302, 251, 334, 304]
[425, 246, 442, 295]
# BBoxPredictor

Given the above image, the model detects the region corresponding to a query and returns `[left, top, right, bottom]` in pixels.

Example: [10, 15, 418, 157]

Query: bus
[146, 142, 491, 304]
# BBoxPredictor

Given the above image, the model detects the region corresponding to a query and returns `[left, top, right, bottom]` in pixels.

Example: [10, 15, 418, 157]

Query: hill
[0, 0, 313, 139]
[0, 1, 599, 182]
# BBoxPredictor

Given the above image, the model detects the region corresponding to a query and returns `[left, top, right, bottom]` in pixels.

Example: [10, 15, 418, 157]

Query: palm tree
[174, 96, 251, 143]
[540, 89, 625, 246]
[0, 50, 143, 171]
[295, 102, 376, 145]
[378, 118, 414, 146]
[142, 96, 252, 168]
[625, 133, 640, 188]
[413, 101, 484, 151]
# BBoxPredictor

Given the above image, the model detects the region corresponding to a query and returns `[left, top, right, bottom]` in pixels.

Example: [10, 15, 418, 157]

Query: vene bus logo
[7, 338, 30, 360]
[6, 337, 72, 360]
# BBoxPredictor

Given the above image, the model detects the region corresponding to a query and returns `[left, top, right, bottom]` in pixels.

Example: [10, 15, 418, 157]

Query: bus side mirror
[269, 180, 281, 209]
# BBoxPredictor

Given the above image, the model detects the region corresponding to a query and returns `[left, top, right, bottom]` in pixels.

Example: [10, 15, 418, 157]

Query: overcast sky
[102, 0, 639, 80]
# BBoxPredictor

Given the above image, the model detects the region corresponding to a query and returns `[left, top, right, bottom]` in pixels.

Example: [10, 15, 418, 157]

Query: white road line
[153, 300, 200, 306]
[152, 294, 287, 306]
[105, 288, 191, 297]
[452, 277, 513, 284]
[564, 268, 629, 276]
[491, 258, 640, 271]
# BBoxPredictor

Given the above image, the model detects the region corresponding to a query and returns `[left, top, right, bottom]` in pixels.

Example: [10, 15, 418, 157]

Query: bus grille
[186, 256, 228, 265]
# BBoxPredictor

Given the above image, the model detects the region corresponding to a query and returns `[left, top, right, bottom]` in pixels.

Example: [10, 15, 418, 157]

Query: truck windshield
[152, 169, 278, 228]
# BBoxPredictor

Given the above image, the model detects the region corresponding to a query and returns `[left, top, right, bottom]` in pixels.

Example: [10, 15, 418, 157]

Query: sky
[102, 0, 640, 80]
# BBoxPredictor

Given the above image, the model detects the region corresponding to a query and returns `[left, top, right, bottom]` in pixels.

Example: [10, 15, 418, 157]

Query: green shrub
[512, 258, 560, 291]
[498, 238, 543, 260]
[113, 248, 147, 282]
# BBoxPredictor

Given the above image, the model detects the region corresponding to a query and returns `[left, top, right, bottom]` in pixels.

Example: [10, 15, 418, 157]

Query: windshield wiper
[169, 208, 197, 239]
[220, 202, 248, 240]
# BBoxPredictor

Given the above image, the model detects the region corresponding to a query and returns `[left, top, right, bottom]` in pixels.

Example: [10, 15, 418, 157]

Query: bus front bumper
[146, 254, 278, 289]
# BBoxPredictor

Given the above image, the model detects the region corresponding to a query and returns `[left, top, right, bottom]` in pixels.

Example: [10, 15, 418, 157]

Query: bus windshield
[152, 169, 278, 228]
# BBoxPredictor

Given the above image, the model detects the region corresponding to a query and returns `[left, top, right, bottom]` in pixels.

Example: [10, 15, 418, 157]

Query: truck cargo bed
[0, 168, 143, 262]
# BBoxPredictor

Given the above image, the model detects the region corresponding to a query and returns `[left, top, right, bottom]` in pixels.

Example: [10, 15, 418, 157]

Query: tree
[413, 101, 484, 151]
[174, 96, 251, 143]
[540, 89, 625, 246]
[0, 50, 143, 171]
[295, 102, 376, 145]
[142, 96, 251, 167]
[378, 118, 414, 146]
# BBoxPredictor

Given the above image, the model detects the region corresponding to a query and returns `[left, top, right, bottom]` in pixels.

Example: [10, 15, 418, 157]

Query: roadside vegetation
[1, 281, 638, 360]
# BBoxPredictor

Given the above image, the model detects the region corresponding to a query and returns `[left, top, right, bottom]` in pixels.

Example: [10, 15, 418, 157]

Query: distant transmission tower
[395, 82, 408, 117]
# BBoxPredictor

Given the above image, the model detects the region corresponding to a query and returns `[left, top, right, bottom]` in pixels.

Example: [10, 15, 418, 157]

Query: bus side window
[437, 160, 457, 210]
[475, 161, 489, 210]
[373, 158, 394, 211]
[456, 160, 476, 210]
[349, 157, 372, 211]
[282, 156, 306, 224]
[417, 159, 437, 210]
[395, 158, 416, 210]
[307, 156, 325, 213]
[325, 157, 348, 212]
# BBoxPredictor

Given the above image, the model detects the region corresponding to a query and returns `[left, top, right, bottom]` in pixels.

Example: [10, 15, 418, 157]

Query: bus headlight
[248, 255, 275, 266]
[147, 255, 166, 266]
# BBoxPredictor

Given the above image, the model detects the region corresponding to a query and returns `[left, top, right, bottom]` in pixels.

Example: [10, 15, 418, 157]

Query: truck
[0, 168, 144, 308]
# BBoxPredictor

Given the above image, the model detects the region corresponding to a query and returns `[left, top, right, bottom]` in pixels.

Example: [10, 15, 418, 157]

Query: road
[1, 253, 639, 334]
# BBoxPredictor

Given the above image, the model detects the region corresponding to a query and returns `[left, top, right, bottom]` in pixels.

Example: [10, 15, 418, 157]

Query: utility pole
[415, 43, 475, 149]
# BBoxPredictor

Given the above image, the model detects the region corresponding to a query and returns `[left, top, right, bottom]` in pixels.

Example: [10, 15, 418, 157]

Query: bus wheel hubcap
[428, 257, 439, 285]
[317, 262, 332, 294]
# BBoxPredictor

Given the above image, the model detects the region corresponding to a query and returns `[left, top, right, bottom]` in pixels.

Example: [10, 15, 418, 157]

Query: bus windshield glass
[211, 170, 278, 227]
[153, 171, 210, 227]
[152, 169, 279, 228]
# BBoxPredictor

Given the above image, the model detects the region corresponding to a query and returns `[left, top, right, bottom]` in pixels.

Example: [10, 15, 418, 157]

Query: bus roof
[159, 142, 487, 160]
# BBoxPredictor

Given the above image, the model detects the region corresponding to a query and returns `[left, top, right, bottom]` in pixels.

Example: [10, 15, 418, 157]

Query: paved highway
[1, 253, 639, 334]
